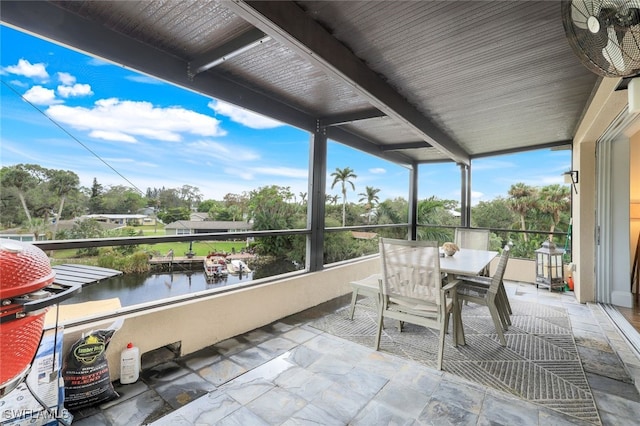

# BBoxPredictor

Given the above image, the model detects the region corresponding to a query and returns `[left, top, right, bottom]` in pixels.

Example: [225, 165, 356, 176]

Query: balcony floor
[71, 281, 640, 425]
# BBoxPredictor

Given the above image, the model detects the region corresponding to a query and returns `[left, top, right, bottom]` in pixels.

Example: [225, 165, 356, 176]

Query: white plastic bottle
[120, 342, 140, 384]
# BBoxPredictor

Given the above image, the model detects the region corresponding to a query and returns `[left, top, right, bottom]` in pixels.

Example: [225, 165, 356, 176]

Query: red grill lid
[0, 239, 55, 300]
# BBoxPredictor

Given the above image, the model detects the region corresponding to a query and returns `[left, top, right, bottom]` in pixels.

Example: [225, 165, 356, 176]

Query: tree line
[1, 164, 571, 261]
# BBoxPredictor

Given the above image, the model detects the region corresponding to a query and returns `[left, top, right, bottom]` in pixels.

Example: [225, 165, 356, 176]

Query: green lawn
[147, 241, 247, 257]
[49, 240, 248, 261]
[46, 224, 248, 261]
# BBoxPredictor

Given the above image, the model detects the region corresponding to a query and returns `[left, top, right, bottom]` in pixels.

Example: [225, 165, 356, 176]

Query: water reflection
[62, 270, 254, 307]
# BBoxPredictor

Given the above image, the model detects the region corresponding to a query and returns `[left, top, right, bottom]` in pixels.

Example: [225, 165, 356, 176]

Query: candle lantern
[535, 240, 565, 291]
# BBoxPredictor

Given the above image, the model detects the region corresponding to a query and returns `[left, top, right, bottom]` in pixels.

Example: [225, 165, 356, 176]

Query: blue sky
[1, 26, 571, 206]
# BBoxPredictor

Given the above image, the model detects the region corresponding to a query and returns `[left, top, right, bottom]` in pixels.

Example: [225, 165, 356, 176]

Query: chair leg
[348, 288, 359, 320]
[454, 297, 464, 346]
[374, 300, 385, 350]
[495, 290, 511, 327]
[499, 282, 512, 314]
[437, 314, 446, 370]
[488, 304, 507, 346]
[443, 306, 450, 335]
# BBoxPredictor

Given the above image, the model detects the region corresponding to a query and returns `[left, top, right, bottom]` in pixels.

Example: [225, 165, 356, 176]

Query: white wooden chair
[455, 245, 511, 346]
[375, 238, 460, 370]
[454, 228, 490, 250]
[348, 274, 381, 319]
[455, 228, 490, 276]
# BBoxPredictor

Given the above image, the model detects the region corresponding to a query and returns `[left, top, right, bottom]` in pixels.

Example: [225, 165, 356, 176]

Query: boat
[227, 259, 251, 274]
[204, 254, 228, 279]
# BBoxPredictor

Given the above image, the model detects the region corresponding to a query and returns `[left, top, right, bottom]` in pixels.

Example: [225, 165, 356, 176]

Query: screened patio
[2, 1, 640, 424]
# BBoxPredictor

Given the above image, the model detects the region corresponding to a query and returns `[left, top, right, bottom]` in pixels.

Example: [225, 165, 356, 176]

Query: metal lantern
[535, 240, 565, 291]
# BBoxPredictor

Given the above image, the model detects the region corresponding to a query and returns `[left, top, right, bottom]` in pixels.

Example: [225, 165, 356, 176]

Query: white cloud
[57, 83, 93, 98]
[253, 166, 308, 178]
[223, 167, 255, 180]
[125, 75, 164, 85]
[102, 157, 159, 168]
[87, 58, 110, 66]
[89, 130, 137, 143]
[470, 190, 485, 206]
[45, 98, 226, 143]
[9, 80, 28, 88]
[216, 165, 307, 182]
[23, 86, 60, 105]
[187, 140, 258, 162]
[208, 100, 284, 129]
[57, 72, 76, 85]
[2, 59, 49, 80]
[369, 167, 386, 174]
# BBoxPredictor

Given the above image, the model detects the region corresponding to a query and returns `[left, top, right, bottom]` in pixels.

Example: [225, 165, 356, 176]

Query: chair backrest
[489, 245, 511, 293]
[379, 238, 442, 305]
[455, 228, 490, 250]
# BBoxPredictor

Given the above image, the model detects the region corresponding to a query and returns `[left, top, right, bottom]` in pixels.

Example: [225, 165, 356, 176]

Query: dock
[148, 254, 255, 272]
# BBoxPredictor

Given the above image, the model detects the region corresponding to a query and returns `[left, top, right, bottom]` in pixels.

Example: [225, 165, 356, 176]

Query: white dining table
[440, 248, 498, 346]
[440, 248, 498, 278]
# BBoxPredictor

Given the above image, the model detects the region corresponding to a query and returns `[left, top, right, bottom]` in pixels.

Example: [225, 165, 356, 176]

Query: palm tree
[24, 218, 50, 241]
[539, 184, 570, 241]
[48, 170, 80, 238]
[330, 167, 357, 227]
[416, 197, 451, 242]
[326, 194, 339, 205]
[358, 186, 380, 224]
[507, 183, 538, 242]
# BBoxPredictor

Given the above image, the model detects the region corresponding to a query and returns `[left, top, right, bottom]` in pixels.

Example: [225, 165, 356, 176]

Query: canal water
[62, 271, 254, 307]
[61, 259, 301, 307]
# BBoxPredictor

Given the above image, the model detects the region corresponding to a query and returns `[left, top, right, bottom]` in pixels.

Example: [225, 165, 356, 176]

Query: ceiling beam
[380, 141, 433, 151]
[325, 127, 413, 168]
[468, 140, 573, 159]
[319, 108, 386, 127]
[188, 28, 270, 78]
[226, 0, 470, 165]
[0, 1, 315, 133]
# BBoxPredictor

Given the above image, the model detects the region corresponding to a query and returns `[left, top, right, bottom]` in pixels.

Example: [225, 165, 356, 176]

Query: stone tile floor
[71, 281, 640, 425]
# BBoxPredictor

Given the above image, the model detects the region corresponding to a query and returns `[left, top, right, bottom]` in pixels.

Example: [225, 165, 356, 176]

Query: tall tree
[330, 167, 357, 227]
[538, 184, 570, 240]
[1, 165, 37, 225]
[101, 185, 145, 214]
[358, 186, 380, 224]
[48, 169, 80, 237]
[247, 185, 297, 258]
[223, 192, 249, 220]
[178, 184, 203, 209]
[507, 183, 538, 242]
[89, 178, 104, 213]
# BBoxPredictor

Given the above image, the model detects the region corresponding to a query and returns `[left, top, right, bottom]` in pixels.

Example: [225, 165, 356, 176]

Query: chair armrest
[442, 279, 460, 293]
[455, 275, 491, 286]
[441, 279, 460, 310]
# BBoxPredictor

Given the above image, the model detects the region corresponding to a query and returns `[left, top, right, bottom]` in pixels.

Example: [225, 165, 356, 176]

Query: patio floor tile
[66, 281, 640, 425]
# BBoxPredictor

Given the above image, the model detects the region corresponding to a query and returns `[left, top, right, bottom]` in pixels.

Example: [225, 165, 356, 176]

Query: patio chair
[455, 245, 511, 346]
[454, 228, 490, 250]
[348, 274, 381, 320]
[375, 238, 460, 370]
[455, 228, 490, 276]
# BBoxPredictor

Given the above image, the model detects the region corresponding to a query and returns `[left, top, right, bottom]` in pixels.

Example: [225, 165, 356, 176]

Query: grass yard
[147, 241, 247, 257]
